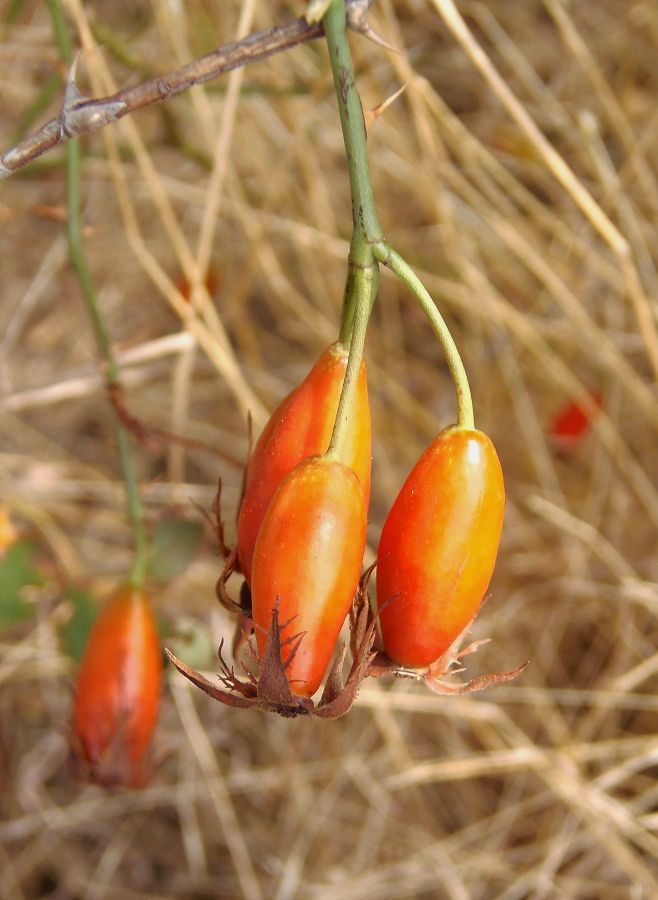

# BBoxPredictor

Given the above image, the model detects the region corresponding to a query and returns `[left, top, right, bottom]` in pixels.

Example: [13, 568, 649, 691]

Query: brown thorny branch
[0, 2, 387, 180]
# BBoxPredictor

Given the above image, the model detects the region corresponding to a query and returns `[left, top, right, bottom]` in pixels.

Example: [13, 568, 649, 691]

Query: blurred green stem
[49, 0, 148, 586]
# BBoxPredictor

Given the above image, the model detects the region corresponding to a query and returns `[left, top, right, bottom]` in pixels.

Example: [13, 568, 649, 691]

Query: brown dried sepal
[369, 622, 527, 695]
[165, 588, 377, 719]
[209, 479, 251, 615]
[215, 550, 254, 658]
[215, 547, 243, 613]
[206, 470, 260, 659]
[204, 477, 232, 562]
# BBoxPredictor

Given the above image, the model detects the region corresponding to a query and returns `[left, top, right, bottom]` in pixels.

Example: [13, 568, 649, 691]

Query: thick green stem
[374, 244, 475, 430]
[51, 0, 148, 586]
[325, 0, 383, 362]
[324, 0, 383, 455]
[324, 1, 383, 254]
[328, 263, 376, 458]
[338, 260, 379, 348]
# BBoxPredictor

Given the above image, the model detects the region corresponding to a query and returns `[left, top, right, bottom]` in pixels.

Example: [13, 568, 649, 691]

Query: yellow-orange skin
[377, 428, 505, 668]
[71, 586, 162, 785]
[237, 342, 371, 585]
[251, 457, 367, 698]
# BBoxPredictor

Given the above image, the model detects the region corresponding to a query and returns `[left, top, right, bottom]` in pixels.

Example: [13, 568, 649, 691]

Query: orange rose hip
[251, 456, 367, 697]
[71, 585, 162, 786]
[237, 342, 371, 585]
[377, 427, 505, 668]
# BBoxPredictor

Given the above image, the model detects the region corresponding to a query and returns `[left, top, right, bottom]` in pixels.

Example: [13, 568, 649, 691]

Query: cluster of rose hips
[163, 337, 510, 718]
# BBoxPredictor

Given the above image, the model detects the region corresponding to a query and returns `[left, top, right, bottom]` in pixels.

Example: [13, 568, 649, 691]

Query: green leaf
[167, 616, 214, 670]
[61, 587, 98, 660]
[0, 540, 42, 629]
[148, 517, 204, 585]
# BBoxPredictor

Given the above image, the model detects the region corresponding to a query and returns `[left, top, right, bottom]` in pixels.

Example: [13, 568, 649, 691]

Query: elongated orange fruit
[237, 342, 370, 585]
[71, 586, 162, 786]
[377, 427, 505, 667]
[251, 456, 367, 697]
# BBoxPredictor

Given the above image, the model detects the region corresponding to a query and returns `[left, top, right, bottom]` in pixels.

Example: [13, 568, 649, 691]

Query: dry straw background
[1, 0, 658, 897]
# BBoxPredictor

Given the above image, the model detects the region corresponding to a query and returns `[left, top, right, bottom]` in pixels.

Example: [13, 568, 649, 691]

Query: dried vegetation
[1, 0, 657, 896]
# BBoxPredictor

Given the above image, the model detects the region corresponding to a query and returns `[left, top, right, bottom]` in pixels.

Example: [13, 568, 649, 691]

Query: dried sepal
[368, 619, 527, 695]
[423, 660, 528, 696]
[217, 640, 258, 697]
[212, 479, 252, 621]
[211, 477, 240, 615]
[319, 640, 349, 706]
[314, 586, 378, 719]
[350, 564, 375, 645]
[206, 478, 235, 559]
[166, 603, 310, 718]
[231, 605, 254, 659]
[215, 548, 243, 615]
[164, 648, 254, 709]
[165, 587, 377, 719]
[210, 478, 232, 560]
[256, 604, 310, 714]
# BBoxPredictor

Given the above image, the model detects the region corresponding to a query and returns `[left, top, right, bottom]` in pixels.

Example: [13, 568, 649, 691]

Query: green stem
[50, 0, 148, 586]
[325, 0, 383, 356]
[324, 1, 383, 252]
[338, 258, 379, 349]
[324, 1, 383, 454]
[374, 244, 474, 430]
[327, 262, 377, 458]
[323, 1, 474, 432]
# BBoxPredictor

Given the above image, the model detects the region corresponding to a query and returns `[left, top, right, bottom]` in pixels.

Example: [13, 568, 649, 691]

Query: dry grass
[1, 0, 657, 896]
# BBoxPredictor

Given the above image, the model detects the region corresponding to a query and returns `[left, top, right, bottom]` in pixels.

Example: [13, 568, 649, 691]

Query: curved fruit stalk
[377, 427, 505, 668]
[71, 585, 162, 787]
[237, 341, 371, 586]
[251, 455, 368, 698]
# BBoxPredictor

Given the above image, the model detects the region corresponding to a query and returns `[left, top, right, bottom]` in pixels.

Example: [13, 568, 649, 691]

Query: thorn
[364, 83, 407, 131]
[60, 51, 126, 139]
[60, 53, 85, 137]
[352, 22, 399, 53]
[347, 2, 399, 53]
[346, 0, 374, 22]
